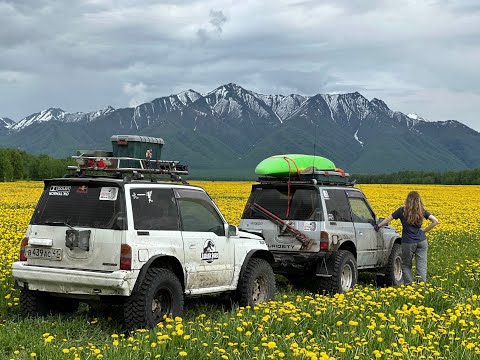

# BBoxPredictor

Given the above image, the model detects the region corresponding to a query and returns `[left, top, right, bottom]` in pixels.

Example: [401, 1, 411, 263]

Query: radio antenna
[312, 120, 318, 169]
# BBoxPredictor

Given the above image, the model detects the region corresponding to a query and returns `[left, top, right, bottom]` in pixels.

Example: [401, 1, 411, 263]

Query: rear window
[31, 183, 124, 229]
[242, 186, 321, 221]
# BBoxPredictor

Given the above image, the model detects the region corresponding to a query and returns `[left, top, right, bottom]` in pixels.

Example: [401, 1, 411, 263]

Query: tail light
[19, 237, 29, 261]
[319, 231, 329, 251]
[120, 244, 132, 270]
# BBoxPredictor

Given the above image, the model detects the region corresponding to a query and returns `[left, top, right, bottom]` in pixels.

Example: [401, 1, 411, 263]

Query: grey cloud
[209, 9, 227, 32]
[0, 0, 479, 131]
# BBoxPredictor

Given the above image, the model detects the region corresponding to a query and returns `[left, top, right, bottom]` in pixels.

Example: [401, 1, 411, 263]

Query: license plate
[25, 247, 62, 260]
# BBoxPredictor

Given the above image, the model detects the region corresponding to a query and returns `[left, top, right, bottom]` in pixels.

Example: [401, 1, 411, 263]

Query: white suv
[240, 180, 402, 293]
[12, 177, 275, 329]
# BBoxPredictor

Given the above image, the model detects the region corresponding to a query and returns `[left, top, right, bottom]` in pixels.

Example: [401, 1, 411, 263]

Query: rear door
[175, 188, 234, 289]
[127, 185, 184, 271]
[346, 190, 381, 268]
[240, 184, 322, 252]
[28, 181, 125, 271]
[321, 188, 355, 252]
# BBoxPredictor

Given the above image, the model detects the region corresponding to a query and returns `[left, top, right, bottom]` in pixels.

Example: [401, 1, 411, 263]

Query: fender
[238, 249, 274, 281]
[132, 254, 185, 293]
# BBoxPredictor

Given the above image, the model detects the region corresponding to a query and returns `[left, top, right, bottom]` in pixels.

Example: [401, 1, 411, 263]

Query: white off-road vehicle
[240, 174, 402, 293]
[12, 158, 275, 329]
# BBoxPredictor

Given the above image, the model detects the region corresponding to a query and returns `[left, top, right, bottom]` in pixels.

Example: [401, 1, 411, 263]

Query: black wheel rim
[151, 288, 173, 323]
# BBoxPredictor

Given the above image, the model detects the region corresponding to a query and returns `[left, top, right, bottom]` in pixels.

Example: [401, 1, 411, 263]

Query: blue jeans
[401, 240, 428, 285]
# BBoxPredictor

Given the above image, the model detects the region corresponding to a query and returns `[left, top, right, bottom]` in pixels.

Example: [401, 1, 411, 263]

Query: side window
[131, 188, 179, 230]
[176, 189, 225, 236]
[348, 197, 375, 223]
[323, 189, 352, 222]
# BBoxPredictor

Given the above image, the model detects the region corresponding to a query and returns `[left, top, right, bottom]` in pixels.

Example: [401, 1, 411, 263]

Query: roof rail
[67, 155, 188, 181]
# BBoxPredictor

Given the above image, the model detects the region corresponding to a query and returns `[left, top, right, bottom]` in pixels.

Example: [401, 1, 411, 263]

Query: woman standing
[375, 191, 439, 285]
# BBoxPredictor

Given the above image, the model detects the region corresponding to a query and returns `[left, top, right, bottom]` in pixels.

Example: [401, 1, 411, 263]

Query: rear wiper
[41, 221, 75, 230]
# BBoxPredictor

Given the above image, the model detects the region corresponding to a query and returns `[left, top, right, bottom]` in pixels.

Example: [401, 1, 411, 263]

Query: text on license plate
[26, 247, 62, 260]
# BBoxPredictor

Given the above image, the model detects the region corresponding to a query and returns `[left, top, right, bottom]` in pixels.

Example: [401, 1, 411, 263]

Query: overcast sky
[1, 0, 480, 130]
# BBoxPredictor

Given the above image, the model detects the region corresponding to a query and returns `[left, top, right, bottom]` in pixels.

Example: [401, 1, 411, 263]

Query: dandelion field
[1, 182, 480, 359]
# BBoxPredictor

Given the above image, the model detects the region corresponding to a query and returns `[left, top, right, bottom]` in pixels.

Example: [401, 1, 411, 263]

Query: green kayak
[255, 154, 336, 176]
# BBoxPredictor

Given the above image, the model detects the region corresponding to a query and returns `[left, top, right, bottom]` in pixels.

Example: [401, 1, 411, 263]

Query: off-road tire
[20, 288, 52, 317]
[124, 268, 183, 329]
[327, 250, 358, 294]
[237, 258, 275, 306]
[377, 243, 403, 287]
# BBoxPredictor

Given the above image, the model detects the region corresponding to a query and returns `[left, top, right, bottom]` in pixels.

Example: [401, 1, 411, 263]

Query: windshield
[242, 185, 321, 221]
[31, 183, 124, 229]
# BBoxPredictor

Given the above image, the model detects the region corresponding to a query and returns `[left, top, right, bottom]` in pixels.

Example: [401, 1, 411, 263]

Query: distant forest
[1, 147, 480, 184]
[351, 169, 480, 185]
[0, 148, 73, 182]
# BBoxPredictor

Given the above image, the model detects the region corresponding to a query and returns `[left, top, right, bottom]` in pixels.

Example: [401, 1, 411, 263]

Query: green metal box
[111, 135, 164, 168]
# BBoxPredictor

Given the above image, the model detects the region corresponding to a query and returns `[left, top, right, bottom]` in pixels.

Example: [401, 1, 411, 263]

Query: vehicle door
[175, 188, 234, 290]
[322, 188, 355, 251]
[128, 185, 184, 271]
[346, 190, 381, 268]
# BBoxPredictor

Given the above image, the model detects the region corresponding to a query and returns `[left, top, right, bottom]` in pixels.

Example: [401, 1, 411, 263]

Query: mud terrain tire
[20, 288, 53, 317]
[237, 258, 275, 306]
[124, 268, 183, 329]
[327, 250, 358, 293]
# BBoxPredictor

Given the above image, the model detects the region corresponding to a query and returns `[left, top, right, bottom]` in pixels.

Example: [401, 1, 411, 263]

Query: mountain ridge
[1, 83, 479, 176]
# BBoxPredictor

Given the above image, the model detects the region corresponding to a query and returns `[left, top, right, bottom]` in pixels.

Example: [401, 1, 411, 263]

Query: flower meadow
[1, 181, 480, 360]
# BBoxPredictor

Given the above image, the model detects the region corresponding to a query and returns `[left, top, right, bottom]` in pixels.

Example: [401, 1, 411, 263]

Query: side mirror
[227, 224, 239, 237]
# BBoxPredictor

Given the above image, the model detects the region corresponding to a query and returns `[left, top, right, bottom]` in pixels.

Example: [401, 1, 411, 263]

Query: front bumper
[12, 262, 138, 297]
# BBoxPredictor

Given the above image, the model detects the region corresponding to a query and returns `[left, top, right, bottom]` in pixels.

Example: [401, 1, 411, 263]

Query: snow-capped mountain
[10, 106, 115, 131]
[1, 83, 479, 173]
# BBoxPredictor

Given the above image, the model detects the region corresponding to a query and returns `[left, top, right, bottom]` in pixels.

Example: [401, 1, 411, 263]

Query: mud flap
[315, 255, 333, 278]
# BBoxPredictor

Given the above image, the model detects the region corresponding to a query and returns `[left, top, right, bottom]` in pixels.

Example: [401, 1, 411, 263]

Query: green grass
[1, 231, 480, 359]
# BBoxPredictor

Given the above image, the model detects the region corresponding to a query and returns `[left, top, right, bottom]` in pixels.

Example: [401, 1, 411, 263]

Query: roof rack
[258, 170, 356, 187]
[67, 155, 188, 182]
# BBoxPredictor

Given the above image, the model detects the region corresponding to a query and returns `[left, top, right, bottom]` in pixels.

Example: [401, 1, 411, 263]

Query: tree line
[0, 148, 73, 182]
[352, 169, 480, 185]
[1, 147, 480, 184]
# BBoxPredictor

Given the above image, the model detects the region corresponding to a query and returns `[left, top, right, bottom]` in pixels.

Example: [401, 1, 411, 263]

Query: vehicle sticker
[328, 213, 335, 221]
[201, 240, 219, 263]
[323, 190, 330, 200]
[49, 185, 71, 196]
[76, 185, 88, 194]
[131, 190, 153, 203]
[303, 221, 316, 231]
[99, 187, 118, 201]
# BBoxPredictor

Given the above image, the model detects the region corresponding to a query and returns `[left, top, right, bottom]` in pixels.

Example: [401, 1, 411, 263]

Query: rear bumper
[12, 262, 138, 297]
[272, 251, 331, 274]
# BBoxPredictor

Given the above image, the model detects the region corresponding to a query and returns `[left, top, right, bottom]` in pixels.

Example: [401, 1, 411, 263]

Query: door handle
[189, 243, 196, 249]
[358, 232, 363, 236]
[137, 231, 150, 236]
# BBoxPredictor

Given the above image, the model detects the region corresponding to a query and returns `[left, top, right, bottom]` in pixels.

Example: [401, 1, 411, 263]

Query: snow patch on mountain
[354, 129, 364, 147]
[407, 113, 426, 121]
[0, 117, 15, 129]
[177, 89, 202, 106]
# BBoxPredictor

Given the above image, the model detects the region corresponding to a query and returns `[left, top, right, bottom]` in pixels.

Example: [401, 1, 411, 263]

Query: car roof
[44, 177, 204, 191]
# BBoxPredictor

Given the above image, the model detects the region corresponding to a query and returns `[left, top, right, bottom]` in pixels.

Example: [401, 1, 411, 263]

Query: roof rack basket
[67, 154, 188, 181]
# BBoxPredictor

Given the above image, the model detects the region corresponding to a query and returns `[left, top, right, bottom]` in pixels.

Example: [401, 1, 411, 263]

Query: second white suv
[240, 180, 402, 293]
